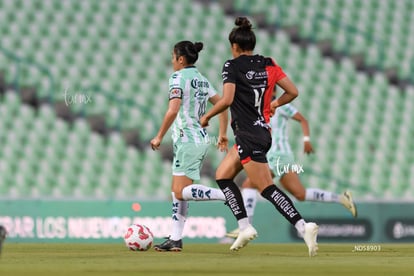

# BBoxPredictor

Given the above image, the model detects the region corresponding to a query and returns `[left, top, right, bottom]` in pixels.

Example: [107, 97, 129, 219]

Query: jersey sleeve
[168, 72, 183, 100]
[222, 60, 235, 84]
[265, 58, 287, 85]
[278, 104, 298, 118]
[208, 82, 217, 98]
[273, 60, 287, 82]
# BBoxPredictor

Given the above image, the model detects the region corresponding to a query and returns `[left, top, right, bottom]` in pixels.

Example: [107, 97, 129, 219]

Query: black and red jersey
[222, 54, 287, 137]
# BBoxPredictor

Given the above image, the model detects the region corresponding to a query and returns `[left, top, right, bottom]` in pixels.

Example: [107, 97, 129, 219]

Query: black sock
[216, 179, 247, 220]
[261, 185, 303, 225]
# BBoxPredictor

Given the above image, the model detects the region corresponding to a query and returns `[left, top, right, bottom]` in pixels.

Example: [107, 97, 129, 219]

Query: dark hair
[228, 17, 256, 51]
[173, 41, 203, 64]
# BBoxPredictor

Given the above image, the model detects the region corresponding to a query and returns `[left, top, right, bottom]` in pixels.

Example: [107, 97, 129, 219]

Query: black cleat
[154, 238, 182, 252]
[0, 225, 6, 256]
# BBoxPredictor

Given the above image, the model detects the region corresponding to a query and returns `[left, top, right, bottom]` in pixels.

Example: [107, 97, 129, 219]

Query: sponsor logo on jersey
[246, 70, 255, 80]
[194, 90, 208, 99]
[191, 78, 210, 89]
[169, 88, 182, 99]
[246, 70, 268, 80]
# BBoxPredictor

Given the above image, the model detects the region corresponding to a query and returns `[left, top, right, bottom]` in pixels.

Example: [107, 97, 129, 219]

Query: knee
[215, 169, 230, 181]
[215, 164, 229, 179]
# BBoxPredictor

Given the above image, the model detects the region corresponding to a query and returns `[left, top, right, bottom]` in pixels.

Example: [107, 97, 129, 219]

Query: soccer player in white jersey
[226, 92, 357, 239]
[150, 41, 228, 252]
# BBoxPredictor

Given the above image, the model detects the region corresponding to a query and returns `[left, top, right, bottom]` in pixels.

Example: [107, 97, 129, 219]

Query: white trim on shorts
[172, 172, 186, 176]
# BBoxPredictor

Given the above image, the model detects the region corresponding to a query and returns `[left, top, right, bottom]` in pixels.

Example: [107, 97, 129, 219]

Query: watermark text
[64, 87, 93, 106]
[352, 244, 382, 252]
[276, 156, 304, 176]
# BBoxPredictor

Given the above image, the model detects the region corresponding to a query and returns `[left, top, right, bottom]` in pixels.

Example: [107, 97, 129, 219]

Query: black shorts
[234, 130, 272, 164]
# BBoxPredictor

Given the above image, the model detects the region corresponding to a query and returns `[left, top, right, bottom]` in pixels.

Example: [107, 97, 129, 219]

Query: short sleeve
[222, 60, 235, 84]
[168, 72, 183, 100]
[272, 60, 287, 82]
[265, 58, 287, 86]
[208, 82, 217, 98]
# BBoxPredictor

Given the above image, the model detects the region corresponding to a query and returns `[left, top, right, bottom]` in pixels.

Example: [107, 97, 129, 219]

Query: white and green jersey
[168, 66, 217, 144]
[270, 103, 298, 154]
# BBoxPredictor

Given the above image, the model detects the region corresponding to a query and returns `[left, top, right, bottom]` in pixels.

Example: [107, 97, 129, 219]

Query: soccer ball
[124, 224, 154, 251]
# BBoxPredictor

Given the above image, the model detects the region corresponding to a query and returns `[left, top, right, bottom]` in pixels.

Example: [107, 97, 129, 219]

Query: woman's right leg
[215, 147, 257, 250]
[215, 147, 245, 222]
[216, 146, 243, 180]
[154, 175, 192, 252]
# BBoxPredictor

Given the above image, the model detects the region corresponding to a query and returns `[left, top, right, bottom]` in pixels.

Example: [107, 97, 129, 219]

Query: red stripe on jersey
[233, 144, 252, 164]
[264, 60, 287, 123]
[241, 156, 252, 165]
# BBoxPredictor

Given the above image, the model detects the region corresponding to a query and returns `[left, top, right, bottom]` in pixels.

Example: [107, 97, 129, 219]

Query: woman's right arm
[150, 98, 181, 150]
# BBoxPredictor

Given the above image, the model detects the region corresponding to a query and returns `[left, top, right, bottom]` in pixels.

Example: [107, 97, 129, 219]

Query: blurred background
[0, 0, 413, 242]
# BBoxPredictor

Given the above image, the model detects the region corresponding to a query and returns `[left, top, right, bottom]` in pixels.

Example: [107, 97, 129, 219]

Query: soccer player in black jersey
[200, 17, 319, 256]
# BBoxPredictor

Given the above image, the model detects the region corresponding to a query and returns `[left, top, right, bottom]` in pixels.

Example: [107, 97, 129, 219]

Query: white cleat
[303, 222, 319, 257]
[225, 228, 240, 239]
[230, 225, 257, 251]
[340, 191, 358, 218]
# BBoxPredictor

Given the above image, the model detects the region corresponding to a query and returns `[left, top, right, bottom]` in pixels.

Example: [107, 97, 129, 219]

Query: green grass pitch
[1, 243, 413, 276]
